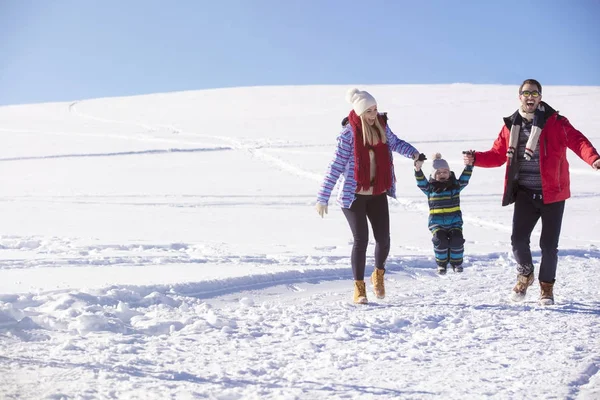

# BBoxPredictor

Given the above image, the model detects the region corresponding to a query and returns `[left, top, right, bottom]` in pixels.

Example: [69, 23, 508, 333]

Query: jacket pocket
[557, 158, 562, 192]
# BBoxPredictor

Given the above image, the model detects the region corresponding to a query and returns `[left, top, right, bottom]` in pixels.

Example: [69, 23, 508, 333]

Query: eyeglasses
[520, 90, 541, 98]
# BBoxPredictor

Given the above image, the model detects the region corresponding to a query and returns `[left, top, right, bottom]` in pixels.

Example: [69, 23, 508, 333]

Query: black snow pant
[342, 193, 390, 281]
[511, 187, 565, 283]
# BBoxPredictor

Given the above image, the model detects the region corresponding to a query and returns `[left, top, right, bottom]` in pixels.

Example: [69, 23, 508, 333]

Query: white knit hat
[346, 88, 377, 116]
[431, 153, 450, 178]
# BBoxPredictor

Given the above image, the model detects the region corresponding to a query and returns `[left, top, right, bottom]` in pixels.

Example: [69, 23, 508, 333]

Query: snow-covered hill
[1, 84, 599, 399]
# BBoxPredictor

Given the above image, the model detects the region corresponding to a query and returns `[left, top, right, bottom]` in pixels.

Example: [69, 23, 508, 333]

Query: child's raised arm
[414, 153, 430, 195]
[414, 153, 427, 171]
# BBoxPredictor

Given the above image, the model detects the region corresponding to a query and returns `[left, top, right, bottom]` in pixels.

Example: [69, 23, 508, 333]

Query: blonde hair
[359, 114, 387, 146]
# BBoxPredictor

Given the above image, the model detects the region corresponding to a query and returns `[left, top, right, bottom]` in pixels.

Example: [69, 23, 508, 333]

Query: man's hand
[593, 158, 600, 170]
[316, 202, 328, 218]
[463, 150, 475, 166]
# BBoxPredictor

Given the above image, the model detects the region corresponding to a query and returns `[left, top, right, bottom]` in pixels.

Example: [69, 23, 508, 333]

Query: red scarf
[347, 110, 392, 194]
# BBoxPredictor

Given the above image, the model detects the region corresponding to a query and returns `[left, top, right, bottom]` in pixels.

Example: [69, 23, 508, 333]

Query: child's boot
[437, 263, 447, 275]
[452, 263, 463, 273]
[370, 268, 385, 299]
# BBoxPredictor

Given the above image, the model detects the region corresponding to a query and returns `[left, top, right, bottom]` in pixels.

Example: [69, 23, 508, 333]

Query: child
[415, 153, 473, 274]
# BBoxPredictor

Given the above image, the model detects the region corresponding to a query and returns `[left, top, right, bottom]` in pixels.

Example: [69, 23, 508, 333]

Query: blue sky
[1, 0, 599, 106]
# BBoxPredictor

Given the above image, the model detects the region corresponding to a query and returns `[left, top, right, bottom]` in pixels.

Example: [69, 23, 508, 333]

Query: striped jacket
[317, 121, 418, 208]
[415, 165, 473, 233]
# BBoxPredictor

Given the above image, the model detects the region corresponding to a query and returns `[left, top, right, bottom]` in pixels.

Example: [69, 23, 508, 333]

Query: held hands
[463, 150, 475, 166]
[593, 158, 600, 170]
[414, 153, 427, 171]
[316, 202, 328, 218]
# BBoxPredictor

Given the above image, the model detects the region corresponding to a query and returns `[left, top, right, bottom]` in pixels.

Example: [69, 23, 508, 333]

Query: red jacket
[474, 103, 600, 206]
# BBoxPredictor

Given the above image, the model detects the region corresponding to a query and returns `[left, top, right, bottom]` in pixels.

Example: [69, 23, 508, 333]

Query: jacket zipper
[557, 159, 562, 192]
[558, 123, 570, 193]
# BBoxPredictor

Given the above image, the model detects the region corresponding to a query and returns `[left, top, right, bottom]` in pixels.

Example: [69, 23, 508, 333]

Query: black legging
[342, 193, 390, 280]
[511, 188, 565, 283]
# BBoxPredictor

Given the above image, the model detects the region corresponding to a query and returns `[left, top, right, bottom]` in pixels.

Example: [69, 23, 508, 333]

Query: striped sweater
[516, 120, 542, 191]
[317, 121, 418, 209]
[415, 165, 473, 233]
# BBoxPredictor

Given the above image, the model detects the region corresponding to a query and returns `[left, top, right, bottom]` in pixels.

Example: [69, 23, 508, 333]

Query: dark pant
[342, 193, 390, 280]
[511, 188, 565, 283]
[432, 229, 465, 267]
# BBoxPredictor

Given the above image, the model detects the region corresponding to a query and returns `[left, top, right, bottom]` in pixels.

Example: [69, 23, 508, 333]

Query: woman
[316, 88, 420, 304]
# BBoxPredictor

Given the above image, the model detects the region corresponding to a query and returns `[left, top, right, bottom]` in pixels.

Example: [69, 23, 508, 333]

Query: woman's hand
[316, 202, 328, 218]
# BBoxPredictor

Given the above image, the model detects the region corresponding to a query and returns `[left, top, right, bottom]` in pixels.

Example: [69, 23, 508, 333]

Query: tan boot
[510, 272, 534, 302]
[370, 268, 385, 299]
[539, 281, 554, 306]
[353, 280, 368, 304]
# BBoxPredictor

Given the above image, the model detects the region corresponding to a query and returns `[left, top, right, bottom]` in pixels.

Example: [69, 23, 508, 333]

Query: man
[464, 79, 600, 305]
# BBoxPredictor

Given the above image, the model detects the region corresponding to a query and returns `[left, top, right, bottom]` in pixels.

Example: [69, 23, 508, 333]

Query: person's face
[434, 169, 451, 182]
[363, 106, 378, 125]
[519, 83, 542, 113]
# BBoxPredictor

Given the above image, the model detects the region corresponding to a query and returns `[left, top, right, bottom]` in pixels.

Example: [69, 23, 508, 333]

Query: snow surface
[1, 84, 599, 399]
